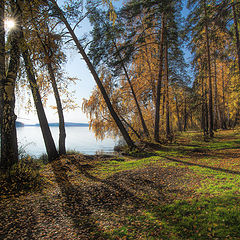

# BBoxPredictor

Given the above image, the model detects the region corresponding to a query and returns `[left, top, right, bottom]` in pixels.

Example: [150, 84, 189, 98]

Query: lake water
[17, 126, 116, 157]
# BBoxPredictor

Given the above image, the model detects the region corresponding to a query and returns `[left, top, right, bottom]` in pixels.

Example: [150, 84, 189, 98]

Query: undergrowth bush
[66, 149, 81, 155]
[0, 157, 43, 194]
[38, 153, 48, 164]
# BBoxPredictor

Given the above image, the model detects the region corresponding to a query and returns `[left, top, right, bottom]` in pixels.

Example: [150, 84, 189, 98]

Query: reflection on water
[17, 126, 116, 157]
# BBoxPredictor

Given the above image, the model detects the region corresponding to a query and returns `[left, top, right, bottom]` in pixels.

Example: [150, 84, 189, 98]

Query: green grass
[88, 130, 240, 239]
[104, 196, 240, 239]
[187, 165, 240, 196]
[177, 130, 240, 150]
[66, 149, 82, 155]
[90, 156, 161, 179]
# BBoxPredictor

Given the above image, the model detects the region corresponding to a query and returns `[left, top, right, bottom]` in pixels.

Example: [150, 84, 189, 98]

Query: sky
[16, 0, 192, 125]
[17, 50, 94, 124]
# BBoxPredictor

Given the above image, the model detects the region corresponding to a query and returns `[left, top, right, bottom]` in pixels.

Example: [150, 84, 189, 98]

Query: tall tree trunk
[233, 108, 240, 126]
[183, 93, 187, 131]
[113, 43, 150, 139]
[204, 1, 214, 137]
[221, 66, 227, 129]
[213, 57, 218, 130]
[175, 93, 182, 132]
[144, 47, 156, 104]
[154, 13, 165, 142]
[47, 63, 66, 155]
[20, 37, 59, 161]
[33, 24, 67, 155]
[0, 0, 22, 170]
[139, 15, 156, 104]
[227, 98, 230, 128]
[51, 0, 135, 149]
[165, 41, 171, 139]
[214, 61, 222, 129]
[201, 75, 206, 135]
[232, 1, 240, 74]
[0, 0, 5, 164]
[205, 84, 209, 135]
[162, 82, 165, 117]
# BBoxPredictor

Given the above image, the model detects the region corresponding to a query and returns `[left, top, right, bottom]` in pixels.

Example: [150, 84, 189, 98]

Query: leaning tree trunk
[204, 1, 214, 137]
[0, 0, 22, 170]
[33, 24, 66, 155]
[232, 1, 240, 74]
[113, 42, 150, 139]
[120, 116, 142, 140]
[51, 0, 135, 149]
[20, 36, 58, 161]
[47, 62, 66, 155]
[154, 13, 165, 142]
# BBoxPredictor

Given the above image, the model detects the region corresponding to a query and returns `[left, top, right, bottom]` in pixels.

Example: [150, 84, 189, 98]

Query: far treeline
[0, 0, 239, 171]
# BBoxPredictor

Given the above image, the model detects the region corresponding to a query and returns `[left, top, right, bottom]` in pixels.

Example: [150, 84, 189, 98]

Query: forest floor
[0, 129, 240, 239]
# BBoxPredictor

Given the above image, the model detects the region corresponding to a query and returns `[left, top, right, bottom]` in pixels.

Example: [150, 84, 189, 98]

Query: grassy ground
[0, 129, 240, 239]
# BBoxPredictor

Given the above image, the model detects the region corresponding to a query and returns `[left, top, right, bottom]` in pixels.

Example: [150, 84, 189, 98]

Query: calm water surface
[17, 126, 116, 157]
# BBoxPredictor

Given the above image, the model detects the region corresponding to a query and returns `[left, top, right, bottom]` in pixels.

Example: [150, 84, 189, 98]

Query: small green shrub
[66, 149, 81, 155]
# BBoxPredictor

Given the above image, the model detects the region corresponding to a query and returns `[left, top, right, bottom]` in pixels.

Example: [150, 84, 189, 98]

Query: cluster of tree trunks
[1, 0, 240, 171]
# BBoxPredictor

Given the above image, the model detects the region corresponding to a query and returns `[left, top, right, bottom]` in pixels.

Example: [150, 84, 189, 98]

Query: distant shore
[16, 121, 89, 127]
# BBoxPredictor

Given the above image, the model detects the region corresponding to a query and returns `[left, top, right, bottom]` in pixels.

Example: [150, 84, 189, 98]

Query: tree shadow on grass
[69, 158, 240, 239]
[51, 157, 166, 238]
[50, 160, 111, 239]
[50, 156, 206, 239]
[164, 156, 240, 175]
[150, 195, 240, 239]
[118, 194, 240, 239]
[70, 159, 147, 212]
[71, 157, 194, 208]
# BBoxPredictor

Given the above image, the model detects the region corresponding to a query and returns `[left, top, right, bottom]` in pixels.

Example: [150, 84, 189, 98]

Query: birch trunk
[0, 0, 21, 169]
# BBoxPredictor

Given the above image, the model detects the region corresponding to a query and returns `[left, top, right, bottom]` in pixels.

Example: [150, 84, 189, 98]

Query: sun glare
[4, 19, 15, 31]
